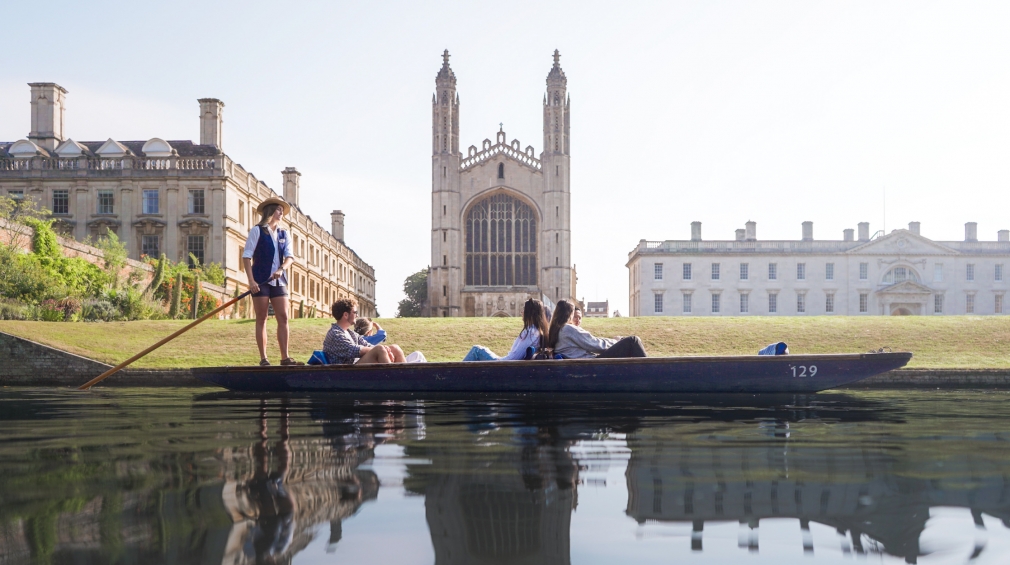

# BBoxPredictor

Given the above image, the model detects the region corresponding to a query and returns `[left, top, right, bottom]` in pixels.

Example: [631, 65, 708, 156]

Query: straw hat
[256, 196, 291, 216]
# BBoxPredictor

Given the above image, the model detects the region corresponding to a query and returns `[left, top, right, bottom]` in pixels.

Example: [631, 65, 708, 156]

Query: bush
[0, 299, 29, 320]
[81, 299, 118, 322]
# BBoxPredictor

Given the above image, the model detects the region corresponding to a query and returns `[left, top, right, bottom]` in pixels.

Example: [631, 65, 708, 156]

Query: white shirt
[503, 328, 542, 360]
[242, 225, 293, 286]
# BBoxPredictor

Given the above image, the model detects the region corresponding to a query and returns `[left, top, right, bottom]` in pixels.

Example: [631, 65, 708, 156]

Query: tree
[396, 268, 428, 317]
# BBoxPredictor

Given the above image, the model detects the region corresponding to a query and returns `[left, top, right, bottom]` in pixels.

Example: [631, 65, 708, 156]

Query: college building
[0, 83, 376, 317]
[428, 50, 577, 317]
[628, 220, 1010, 316]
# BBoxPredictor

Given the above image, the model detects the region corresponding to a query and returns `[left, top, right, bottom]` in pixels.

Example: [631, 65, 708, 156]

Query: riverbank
[2, 315, 1009, 368]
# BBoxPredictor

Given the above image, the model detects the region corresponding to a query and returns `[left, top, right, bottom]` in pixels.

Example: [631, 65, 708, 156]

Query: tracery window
[465, 193, 537, 286]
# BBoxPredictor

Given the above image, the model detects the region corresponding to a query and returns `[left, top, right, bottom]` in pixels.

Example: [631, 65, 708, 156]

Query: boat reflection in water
[2, 390, 1009, 564]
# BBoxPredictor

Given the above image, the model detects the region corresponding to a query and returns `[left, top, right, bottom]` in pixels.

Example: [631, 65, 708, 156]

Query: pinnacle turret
[546, 49, 566, 85]
[436, 49, 456, 85]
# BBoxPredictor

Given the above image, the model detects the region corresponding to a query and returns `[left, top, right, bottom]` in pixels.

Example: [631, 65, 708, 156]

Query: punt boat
[193, 351, 911, 394]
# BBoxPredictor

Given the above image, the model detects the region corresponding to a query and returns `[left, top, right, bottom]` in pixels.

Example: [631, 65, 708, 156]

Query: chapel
[428, 50, 576, 317]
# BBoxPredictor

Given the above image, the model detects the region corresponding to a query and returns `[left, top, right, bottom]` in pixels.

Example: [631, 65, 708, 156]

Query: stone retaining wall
[3, 330, 1010, 389]
[0, 332, 208, 387]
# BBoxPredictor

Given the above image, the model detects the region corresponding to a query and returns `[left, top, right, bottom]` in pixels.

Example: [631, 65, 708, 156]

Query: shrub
[81, 299, 118, 322]
[0, 299, 29, 320]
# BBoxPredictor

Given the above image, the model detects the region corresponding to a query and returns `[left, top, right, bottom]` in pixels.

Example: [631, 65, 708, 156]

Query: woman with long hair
[462, 298, 550, 361]
[546, 299, 647, 359]
[242, 197, 302, 366]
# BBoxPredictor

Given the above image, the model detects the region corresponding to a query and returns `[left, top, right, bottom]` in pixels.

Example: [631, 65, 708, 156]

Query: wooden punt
[192, 351, 911, 394]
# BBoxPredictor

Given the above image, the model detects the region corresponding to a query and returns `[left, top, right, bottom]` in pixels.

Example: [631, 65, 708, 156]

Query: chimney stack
[735, 229, 745, 241]
[198, 98, 224, 149]
[801, 221, 813, 241]
[965, 222, 978, 242]
[908, 221, 920, 235]
[282, 167, 301, 207]
[331, 210, 345, 242]
[28, 83, 67, 151]
[843, 228, 854, 242]
[858, 222, 870, 242]
[745, 220, 756, 241]
[999, 230, 1009, 242]
[690, 221, 702, 242]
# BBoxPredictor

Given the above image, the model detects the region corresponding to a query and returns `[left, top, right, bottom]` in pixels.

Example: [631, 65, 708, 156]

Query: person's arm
[503, 329, 538, 360]
[567, 325, 615, 355]
[272, 255, 294, 282]
[324, 327, 370, 362]
[242, 228, 260, 294]
[363, 329, 386, 345]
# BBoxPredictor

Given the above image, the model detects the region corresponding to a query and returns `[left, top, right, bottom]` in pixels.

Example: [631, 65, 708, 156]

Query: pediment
[96, 138, 129, 157]
[141, 138, 174, 157]
[848, 229, 957, 256]
[54, 139, 88, 158]
[877, 280, 934, 295]
[7, 139, 42, 157]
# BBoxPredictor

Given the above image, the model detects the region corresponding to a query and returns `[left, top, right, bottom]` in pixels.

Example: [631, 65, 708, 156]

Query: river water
[1, 389, 1008, 564]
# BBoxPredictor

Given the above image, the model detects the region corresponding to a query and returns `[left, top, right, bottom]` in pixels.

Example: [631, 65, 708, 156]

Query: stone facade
[428, 50, 576, 317]
[0, 83, 376, 317]
[628, 220, 1010, 316]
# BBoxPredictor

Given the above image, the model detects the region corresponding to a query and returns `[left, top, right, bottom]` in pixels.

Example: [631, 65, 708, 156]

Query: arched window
[882, 266, 920, 284]
[497, 163, 504, 179]
[465, 193, 537, 286]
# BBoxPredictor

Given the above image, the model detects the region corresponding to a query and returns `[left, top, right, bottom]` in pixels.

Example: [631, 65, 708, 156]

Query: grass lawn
[3, 316, 1010, 369]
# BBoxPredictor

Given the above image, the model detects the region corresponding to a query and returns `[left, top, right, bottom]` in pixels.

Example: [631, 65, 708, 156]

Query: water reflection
[0, 390, 1008, 564]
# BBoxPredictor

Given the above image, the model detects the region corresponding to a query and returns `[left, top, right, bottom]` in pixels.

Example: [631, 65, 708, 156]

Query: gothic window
[554, 92, 559, 105]
[465, 193, 537, 287]
[497, 163, 504, 179]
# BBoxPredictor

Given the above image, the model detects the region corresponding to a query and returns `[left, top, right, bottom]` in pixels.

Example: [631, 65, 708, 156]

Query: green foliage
[0, 299, 29, 320]
[191, 276, 201, 319]
[396, 268, 429, 317]
[81, 299, 118, 322]
[299, 299, 305, 318]
[95, 228, 127, 288]
[24, 217, 60, 259]
[145, 254, 167, 296]
[169, 273, 183, 319]
[0, 193, 51, 251]
[201, 261, 225, 286]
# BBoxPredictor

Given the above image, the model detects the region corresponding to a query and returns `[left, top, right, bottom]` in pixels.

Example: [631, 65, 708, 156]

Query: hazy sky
[2, 1, 1008, 316]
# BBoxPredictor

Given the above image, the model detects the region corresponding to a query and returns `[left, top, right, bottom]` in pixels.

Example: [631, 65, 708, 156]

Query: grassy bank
[3, 316, 1010, 369]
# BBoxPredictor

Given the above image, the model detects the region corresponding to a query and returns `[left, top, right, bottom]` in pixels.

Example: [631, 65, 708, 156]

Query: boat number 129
[791, 365, 817, 378]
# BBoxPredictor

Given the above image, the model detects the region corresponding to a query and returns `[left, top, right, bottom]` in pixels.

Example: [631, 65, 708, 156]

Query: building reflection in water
[4, 392, 1010, 564]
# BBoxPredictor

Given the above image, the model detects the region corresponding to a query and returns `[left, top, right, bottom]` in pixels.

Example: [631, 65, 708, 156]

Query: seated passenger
[354, 317, 387, 346]
[324, 299, 407, 364]
[572, 306, 583, 327]
[547, 299, 647, 359]
[462, 298, 549, 361]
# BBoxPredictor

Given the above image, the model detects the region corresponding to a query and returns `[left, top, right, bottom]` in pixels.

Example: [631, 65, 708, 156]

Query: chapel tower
[541, 49, 573, 306]
[428, 50, 575, 317]
[430, 50, 462, 316]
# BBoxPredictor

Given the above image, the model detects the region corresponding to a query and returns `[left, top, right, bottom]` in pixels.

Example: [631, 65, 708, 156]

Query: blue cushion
[308, 350, 329, 365]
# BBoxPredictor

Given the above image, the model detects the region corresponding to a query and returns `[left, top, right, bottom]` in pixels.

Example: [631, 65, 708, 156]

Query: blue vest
[251, 226, 288, 286]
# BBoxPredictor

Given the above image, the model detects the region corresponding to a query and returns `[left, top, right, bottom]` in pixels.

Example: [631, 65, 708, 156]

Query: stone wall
[0, 332, 207, 387]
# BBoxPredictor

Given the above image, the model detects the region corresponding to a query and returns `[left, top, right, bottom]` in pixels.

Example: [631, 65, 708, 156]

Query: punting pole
[77, 289, 253, 390]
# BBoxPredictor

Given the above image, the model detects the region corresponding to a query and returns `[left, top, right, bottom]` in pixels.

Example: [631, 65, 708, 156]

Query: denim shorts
[251, 283, 288, 299]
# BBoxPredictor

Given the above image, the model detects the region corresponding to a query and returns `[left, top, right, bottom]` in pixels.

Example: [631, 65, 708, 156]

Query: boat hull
[192, 352, 911, 394]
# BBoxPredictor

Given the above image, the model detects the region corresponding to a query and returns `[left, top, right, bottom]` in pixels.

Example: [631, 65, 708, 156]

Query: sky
[2, 0, 1008, 317]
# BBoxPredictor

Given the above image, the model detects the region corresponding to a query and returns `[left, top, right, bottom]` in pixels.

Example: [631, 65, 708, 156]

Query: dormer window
[497, 163, 504, 179]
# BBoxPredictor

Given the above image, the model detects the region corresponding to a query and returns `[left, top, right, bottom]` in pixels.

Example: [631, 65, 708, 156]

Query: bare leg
[252, 296, 270, 361]
[272, 296, 290, 360]
[387, 344, 406, 363]
[356, 346, 392, 365]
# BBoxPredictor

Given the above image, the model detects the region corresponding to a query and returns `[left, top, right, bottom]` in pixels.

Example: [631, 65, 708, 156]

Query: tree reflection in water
[1, 391, 1010, 564]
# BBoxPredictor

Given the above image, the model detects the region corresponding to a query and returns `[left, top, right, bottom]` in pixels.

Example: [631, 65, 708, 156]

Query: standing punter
[243, 197, 303, 366]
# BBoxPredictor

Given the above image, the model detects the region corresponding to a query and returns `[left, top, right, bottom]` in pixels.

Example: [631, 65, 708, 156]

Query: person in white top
[242, 197, 300, 366]
[461, 299, 550, 361]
